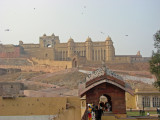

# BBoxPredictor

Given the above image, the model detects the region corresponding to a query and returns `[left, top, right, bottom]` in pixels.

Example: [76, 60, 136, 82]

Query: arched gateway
[79, 67, 133, 115]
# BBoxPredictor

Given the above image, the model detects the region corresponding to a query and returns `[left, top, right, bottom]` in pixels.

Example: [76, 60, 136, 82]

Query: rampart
[31, 57, 72, 68]
[0, 65, 64, 73]
[0, 58, 32, 66]
[0, 68, 21, 75]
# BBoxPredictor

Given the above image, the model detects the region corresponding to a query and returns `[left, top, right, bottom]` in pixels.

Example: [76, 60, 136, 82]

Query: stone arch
[102, 94, 112, 111]
[72, 58, 78, 67]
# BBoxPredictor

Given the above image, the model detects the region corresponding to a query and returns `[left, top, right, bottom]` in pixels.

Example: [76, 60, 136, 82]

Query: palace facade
[18, 34, 150, 63]
[0, 33, 150, 66]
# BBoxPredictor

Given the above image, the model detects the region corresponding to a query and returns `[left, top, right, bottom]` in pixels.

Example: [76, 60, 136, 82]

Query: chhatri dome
[106, 36, 112, 41]
[68, 37, 74, 42]
[86, 36, 92, 42]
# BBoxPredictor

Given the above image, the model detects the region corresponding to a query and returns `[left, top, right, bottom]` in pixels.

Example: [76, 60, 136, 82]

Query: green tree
[150, 30, 160, 90]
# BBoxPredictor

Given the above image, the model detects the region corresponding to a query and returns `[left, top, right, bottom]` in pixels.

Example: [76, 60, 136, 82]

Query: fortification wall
[0, 65, 65, 73]
[21, 44, 39, 49]
[24, 48, 54, 60]
[0, 68, 21, 75]
[0, 47, 21, 58]
[31, 57, 72, 68]
[131, 57, 151, 63]
[0, 58, 32, 66]
[114, 56, 131, 63]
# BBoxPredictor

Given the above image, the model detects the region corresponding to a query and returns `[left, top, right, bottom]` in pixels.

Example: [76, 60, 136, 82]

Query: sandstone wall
[0, 96, 81, 120]
[24, 48, 54, 59]
[0, 97, 66, 116]
[0, 46, 21, 58]
[0, 82, 24, 96]
[114, 56, 131, 63]
[0, 58, 32, 66]
[31, 57, 72, 68]
[0, 65, 64, 73]
[125, 92, 137, 109]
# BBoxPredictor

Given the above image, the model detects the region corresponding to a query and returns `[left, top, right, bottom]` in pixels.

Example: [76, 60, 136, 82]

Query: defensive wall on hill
[0, 65, 65, 73]
[31, 57, 72, 68]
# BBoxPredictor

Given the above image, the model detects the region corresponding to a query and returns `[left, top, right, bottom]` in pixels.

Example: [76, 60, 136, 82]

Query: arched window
[47, 44, 52, 47]
[142, 96, 150, 107]
[153, 96, 160, 107]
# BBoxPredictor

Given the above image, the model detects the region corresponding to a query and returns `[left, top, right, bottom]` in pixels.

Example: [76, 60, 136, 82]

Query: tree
[150, 30, 160, 90]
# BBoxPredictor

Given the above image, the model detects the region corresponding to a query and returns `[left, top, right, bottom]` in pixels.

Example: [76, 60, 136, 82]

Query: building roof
[79, 67, 134, 97]
[68, 37, 74, 42]
[86, 36, 92, 42]
[106, 36, 111, 41]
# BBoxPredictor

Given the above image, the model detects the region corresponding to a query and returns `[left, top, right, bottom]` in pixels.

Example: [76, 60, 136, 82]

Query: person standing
[88, 105, 92, 120]
[92, 103, 95, 120]
[95, 106, 102, 120]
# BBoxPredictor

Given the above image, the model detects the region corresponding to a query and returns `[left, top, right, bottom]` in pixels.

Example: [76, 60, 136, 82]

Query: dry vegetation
[33, 71, 87, 89]
[0, 62, 154, 91]
[0, 71, 44, 82]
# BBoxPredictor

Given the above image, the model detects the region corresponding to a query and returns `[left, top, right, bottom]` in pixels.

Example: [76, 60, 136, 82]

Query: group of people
[87, 102, 111, 120]
[87, 103, 102, 120]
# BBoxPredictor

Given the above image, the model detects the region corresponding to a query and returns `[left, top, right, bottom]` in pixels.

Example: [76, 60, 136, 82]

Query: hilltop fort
[0, 34, 150, 68]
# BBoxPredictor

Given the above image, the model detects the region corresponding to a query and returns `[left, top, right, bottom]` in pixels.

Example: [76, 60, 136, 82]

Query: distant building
[0, 34, 150, 66]
[126, 88, 160, 110]
[0, 44, 24, 58]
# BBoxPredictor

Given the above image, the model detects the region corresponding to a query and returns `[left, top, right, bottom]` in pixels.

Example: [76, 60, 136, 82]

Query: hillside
[0, 60, 156, 96]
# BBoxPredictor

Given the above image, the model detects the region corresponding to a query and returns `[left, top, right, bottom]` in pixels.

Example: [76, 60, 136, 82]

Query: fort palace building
[0, 33, 150, 65]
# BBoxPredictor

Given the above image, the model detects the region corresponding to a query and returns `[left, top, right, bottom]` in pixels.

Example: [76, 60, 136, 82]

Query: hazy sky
[0, 0, 160, 57]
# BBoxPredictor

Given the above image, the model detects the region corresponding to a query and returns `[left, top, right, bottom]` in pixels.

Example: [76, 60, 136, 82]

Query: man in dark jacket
[95, 106, 102, 120]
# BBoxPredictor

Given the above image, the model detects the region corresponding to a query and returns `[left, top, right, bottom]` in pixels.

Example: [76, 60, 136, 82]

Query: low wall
[55, 97, 81, 120]
[0, 65, 64, 73]
[0, 58, 32, 66]
[0, 115, 57, 120]
[0, 96, 81, 120]
[32, 57, 72, 68]
[0, 97, 66, 116]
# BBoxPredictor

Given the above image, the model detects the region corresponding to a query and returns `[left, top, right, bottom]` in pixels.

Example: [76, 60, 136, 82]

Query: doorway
[99, 94, 112, 112]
